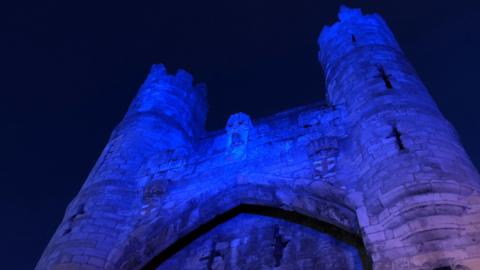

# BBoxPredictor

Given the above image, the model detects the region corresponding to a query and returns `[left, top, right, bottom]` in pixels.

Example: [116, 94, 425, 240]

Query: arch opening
[141, 204, 371, 270]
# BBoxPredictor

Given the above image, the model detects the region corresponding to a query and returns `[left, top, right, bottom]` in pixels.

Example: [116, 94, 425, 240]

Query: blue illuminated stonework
[37, 6, 480, 270]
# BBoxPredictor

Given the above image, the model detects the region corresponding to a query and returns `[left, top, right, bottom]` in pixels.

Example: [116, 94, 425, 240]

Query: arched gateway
[37, 6, 480, 270]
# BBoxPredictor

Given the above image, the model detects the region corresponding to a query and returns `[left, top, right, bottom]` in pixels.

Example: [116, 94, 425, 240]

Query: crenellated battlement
[136, 64, 206, 100]
[125, 64, 208, 141]
[318, 6, 401, 89]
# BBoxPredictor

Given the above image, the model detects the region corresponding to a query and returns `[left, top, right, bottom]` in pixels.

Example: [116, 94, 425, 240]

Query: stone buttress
[319, 6, 480, 270]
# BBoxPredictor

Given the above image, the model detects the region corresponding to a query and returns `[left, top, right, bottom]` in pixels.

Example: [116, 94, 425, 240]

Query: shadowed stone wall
[36, 5, 480, 270]
[156, 214, 364, 270]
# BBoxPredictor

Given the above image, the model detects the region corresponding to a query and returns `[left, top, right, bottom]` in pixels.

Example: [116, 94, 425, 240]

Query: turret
[85, 64, 208, 186]
[319, 6, 480, 269]
[319, 6, 439, 122]
[124, 64, 207, 145]
[35, 65, 208, 270]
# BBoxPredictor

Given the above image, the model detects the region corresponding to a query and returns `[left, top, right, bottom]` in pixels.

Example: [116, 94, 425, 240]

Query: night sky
[3, 1, 480, 269]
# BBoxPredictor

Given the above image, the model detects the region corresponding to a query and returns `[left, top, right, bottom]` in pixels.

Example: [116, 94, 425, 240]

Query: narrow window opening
[199, 241, 223, 270]
[351, 34, 357, 43]
[62, 227, 72, 236]
[391, 126, 405, 150]
[377, 66, 393, 89]
[272, 225, 289, 267]
[69, 204, 86, 221]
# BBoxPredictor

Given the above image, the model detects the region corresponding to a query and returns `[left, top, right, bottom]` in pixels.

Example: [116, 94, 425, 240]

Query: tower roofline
[144, 64, 207, 98]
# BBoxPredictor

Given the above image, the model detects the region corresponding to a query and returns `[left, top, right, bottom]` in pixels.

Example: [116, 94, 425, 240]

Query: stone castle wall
[36, 6, 480, 270]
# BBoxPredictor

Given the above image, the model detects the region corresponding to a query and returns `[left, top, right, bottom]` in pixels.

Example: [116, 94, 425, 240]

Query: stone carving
[226, 112, 253, 160]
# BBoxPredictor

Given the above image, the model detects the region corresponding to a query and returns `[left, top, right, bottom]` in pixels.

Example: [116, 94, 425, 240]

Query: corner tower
[36, 65, 208, 270]
[87, 64, 208, 186]
[319, 6, 480, 269]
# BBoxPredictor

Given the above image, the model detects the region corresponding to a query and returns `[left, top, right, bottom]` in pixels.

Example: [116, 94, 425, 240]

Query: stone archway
[143, 204, 370, 269]
[106, 180, 365, 269]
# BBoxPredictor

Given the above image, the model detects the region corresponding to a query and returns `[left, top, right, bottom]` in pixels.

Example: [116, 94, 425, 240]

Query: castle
[37, 6, 480, 270]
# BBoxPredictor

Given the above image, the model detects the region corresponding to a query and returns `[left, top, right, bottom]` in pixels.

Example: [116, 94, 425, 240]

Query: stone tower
[37, 6, 480, 270]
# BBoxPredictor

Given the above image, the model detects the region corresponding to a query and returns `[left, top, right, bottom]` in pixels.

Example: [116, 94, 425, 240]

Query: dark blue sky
[2, 1, 480, 269]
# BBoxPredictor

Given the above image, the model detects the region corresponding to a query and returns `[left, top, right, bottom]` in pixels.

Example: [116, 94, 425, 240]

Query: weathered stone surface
[156, 214, 364, 270]
[319, 6, 480, 270]
[37, 5, 480, 270]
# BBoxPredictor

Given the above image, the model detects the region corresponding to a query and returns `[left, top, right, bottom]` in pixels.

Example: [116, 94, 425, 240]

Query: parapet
[318, 6, 401, 75]
[125, 64, 208, 141]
